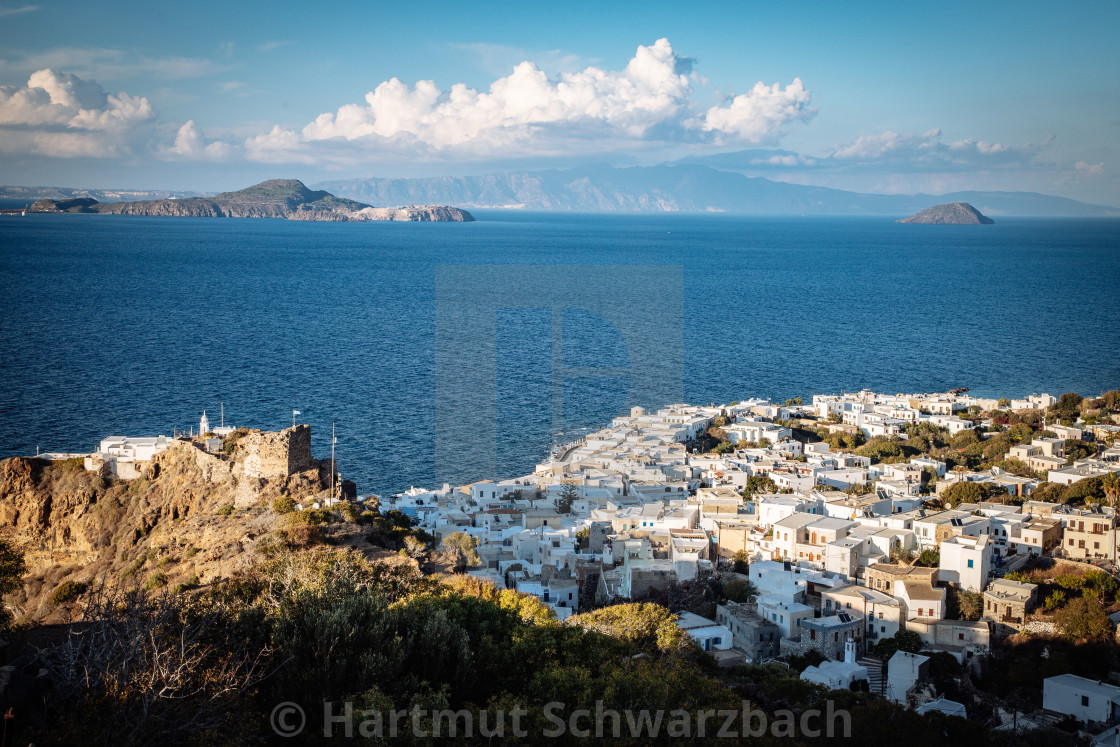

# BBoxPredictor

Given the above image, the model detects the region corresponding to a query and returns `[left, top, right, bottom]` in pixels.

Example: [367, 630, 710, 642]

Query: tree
[741, 475, 777, 499]
[441, 532, 480, 571]
[722, 577, 758, 603]
[554, 481, 578, 514]
[402, 535, 428, 560]
[568, 603, 688, 654]
[575, 527, 590, 550]
[915, 549, 940, 568]
[1064, 476, 1105, 505]
[713, 439, 736, 454]
[1083, 569, 1119, 604]
[997, 398, 1011, 407]
[1055, 596, 1112, 642]
[731, 549, 750, 574]
[942, 480, 1002, 508]
[1064, 440, 1095, 464]
[0, 539, 25, 631]
[1052, 392, 1084, 423]
[873, 629, 923, 660]
[947, 587, 983, 621]
[1101, 473, 1120, 511]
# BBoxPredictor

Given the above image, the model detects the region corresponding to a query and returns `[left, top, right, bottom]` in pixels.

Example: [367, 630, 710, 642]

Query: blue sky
[0, 0, 1117, 204]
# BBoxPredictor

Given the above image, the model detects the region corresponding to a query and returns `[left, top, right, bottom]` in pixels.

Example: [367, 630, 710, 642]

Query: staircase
[858, 656, 885, 694]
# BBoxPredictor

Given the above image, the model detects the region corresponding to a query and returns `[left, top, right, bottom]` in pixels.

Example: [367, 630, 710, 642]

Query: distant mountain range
[5, 164, 1117, 217]
[23, 179, 475, 222]
[316, 164, 1120, 217]
[0, 185, 208, 203]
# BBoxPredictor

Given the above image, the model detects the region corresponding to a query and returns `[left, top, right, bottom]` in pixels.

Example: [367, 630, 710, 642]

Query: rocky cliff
[898, 202, 995, 224]
[28, 178, 475, 222]
[0, 429, 392, 625]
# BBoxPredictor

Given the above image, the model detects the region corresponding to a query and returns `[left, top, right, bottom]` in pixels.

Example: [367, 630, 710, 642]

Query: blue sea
[1, 211, 1118, 496]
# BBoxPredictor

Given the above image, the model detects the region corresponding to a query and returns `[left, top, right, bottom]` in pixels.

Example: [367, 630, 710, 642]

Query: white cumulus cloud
[698, 78, 814, 142]
[164, 119, 233, 161]
[0, 68, 153, 157]
[249, 38, 812, 163]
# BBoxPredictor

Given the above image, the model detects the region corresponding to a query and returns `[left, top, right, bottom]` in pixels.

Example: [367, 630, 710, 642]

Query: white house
[757, 594, 814, 639]
[86, 435, 174, 479]
[756, 495, 808, 529]
[939, 535, 992, 592]
[886, 651, 930, 704]
[1044, 674, 1120, 724]
[822, 584, 902, 644]
[750, 559, 814, 600]
[676, 611, 733, 652]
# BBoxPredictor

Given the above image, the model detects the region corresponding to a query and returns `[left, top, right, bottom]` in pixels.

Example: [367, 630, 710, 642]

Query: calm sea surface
[1, 212, 1118, 495]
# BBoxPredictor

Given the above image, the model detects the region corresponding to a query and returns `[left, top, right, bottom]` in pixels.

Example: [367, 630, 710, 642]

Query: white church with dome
[799, 639, 870, 691]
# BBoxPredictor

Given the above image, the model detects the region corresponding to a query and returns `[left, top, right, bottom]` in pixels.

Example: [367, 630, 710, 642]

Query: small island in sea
[28, 178, 475, 222]
[897, 202, 994, 224]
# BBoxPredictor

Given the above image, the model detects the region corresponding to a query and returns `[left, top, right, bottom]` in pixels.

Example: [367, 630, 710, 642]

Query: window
[1082, 695, 1090, 707]
[958, 633, 964, 641]
[967, 559, 974, 568]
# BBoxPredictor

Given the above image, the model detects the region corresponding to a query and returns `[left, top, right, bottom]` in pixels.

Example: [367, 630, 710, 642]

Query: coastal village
[70, 388, 1120, 739]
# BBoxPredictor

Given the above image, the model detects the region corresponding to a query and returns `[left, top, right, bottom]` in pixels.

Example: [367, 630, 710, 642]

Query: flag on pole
[293, 410, 301, 416]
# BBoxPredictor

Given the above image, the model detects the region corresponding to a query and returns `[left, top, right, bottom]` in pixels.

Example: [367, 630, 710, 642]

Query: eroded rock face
[897, 202, 994, 224]
[0, 430, 343, 623]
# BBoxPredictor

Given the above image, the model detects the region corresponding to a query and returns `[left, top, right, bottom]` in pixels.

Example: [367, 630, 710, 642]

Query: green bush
[1045, 590, 1067, 610]
[272, 496, 297, 514]
[217, 505, 234, 516]
[143, 573, 168, 591]
[50, 580, 88, 604]
[340, 501, 362, 523]
[286, 508, 331, 527]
